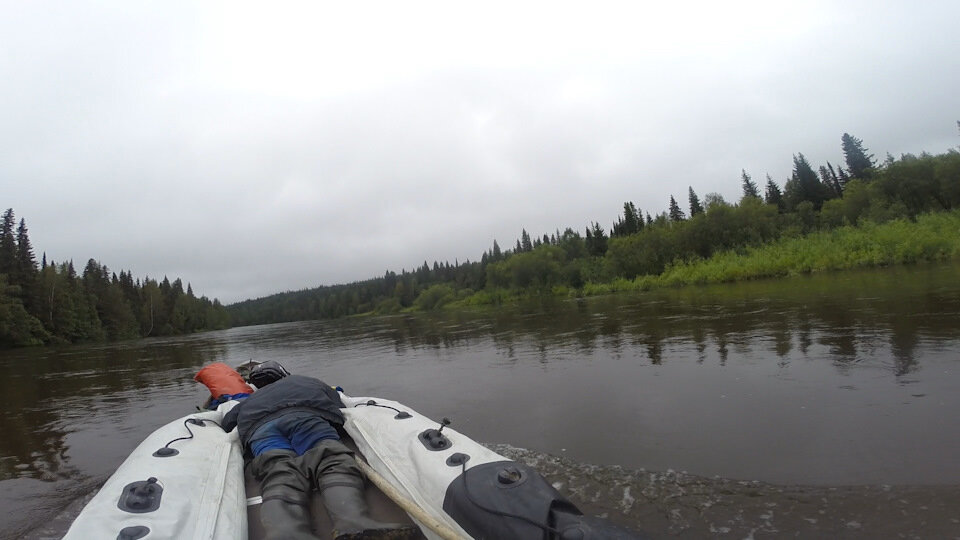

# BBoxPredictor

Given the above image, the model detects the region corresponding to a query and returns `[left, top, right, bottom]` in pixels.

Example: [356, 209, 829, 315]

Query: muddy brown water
[2, 262, 960, 539]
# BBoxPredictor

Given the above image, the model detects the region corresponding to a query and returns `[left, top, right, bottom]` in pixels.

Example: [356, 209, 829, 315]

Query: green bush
[413, 284, 456, 311]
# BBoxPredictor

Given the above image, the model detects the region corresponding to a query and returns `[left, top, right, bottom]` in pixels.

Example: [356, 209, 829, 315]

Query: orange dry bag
[194, 362, 254, 399]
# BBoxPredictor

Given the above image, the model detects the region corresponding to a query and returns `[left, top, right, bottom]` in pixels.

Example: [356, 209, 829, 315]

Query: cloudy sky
[2, 1, 958, 303]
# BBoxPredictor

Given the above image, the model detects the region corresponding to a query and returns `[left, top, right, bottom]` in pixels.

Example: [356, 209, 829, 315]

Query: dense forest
[229, 131, 960, 326]
[0, 210, 229, 347]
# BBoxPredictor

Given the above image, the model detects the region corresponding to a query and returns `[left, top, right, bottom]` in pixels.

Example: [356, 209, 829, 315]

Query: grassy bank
[490, 210, 960, 300]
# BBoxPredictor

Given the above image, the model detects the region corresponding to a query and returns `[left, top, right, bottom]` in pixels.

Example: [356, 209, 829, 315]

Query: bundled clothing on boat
[194, 362, 254, 410]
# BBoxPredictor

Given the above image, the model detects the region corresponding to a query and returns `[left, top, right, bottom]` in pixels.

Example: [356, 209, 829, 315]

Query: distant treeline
[0, 209, 229, 347]
[229, 130, 960, 327]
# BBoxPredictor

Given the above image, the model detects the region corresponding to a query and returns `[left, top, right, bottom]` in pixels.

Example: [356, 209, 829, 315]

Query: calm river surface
[3, 263, 960, 538]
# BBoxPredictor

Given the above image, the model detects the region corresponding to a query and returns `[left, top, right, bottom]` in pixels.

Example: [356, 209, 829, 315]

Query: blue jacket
[221, 375, 345, 450]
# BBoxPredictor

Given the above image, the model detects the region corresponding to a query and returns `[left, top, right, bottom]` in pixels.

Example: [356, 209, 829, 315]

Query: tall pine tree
[0, 209, 16, 276]
[520, 229, 533, 252]
[668, 195, 685, 222]
[585, 222, 608, 256]
[688, 187, 704, 216]
[784, 153, 830, 210]
[741, 170, 761, 199]
[612, 202, 641, 237]
[765, 175, 785, 213]
[841, 133, 876, 179]
[15, 218, 39, 313]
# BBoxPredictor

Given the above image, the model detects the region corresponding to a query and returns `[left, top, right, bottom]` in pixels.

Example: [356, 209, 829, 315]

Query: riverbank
[448, 210, 960, 306]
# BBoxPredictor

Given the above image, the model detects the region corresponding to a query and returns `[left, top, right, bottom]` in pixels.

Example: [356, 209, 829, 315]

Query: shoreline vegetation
[576, 210, 960, 298]
[424, 210, 960, 310]
[230, 133, 960, 326]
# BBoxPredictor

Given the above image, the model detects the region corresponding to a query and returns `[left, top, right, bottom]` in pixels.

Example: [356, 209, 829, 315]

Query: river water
[2, 263, 960, 538]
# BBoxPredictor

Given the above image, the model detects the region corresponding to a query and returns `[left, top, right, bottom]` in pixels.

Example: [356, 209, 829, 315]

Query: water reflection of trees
[350, 265, 959, 380]
[0, 337, 227, 482]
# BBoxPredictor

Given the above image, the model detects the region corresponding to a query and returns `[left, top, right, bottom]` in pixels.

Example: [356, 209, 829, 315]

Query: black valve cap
[117, 525, 150, 540]
[153, 447, 178, 457]
[446, 453, 470, 467]
[497, 467, 523, 485]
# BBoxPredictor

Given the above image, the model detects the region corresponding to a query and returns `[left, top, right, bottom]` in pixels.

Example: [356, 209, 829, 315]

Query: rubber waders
[251, 449, 320, 540]
[320, 480, 420, 540]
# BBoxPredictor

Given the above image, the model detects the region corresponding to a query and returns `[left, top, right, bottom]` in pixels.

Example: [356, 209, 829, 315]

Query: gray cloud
[2, 2, 958, 303]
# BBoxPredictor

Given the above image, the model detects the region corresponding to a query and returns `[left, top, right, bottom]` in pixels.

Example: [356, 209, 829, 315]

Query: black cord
[354, 401, 405, 415]
[459, 461, 561, 537]
[161, 418, 222, 450]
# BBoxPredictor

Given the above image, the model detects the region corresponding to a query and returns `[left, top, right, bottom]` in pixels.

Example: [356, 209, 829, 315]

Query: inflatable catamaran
[64, 388, 641, 539]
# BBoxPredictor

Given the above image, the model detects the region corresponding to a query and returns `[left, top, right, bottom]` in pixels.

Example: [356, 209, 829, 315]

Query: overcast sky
[2, 1, 958, 303]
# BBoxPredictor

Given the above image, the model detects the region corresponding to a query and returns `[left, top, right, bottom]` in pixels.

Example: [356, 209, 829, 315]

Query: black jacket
[221, 375, 345, 449]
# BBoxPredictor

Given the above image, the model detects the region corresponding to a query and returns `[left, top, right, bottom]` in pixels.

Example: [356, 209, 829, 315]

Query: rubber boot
[321, 483, 420, 540]
[250, 449, 319, 540]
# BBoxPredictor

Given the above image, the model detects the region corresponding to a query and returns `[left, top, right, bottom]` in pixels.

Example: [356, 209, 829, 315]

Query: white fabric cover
[64, 401, 247, 540]
[341, 394, 510, 540]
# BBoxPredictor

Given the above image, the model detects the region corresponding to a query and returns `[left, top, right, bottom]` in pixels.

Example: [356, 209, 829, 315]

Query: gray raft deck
[243, 435, 428, 540]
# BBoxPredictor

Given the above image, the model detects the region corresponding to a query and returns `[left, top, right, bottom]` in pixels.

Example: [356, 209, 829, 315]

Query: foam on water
[487, 443, 960, 538]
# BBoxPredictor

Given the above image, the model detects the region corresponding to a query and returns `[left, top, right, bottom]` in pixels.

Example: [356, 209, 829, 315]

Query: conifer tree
[741, 170, 761, 199]
[841, 133, 876, 179]
[668, 195, 685, 222]
[612, 202, 641, 236]
[15, 218, 39, 313]
[688, 187, 704, 216]
[819, 164, 844, 198]
[0, 209, 16, 276]
[16, 219, 37, 276]
[492, 240, 502, 260]
[521, 229, 533, 252]
[785, 153, 830, 210]
[585, 222, 608, 256]
[765, 175, 785, 213]
[826, 162, 844, 196]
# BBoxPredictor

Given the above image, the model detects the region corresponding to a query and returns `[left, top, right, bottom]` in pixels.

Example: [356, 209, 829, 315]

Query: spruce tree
[0, 209, 16, 276]
[15, 218, 39, 313]
[521, 229, 533, 252]
[741, 170, 760, 199]
[612, 202, 641, 236]
[688, 187, 704, 216]
[765, 175, 785, 213]
[819, 164, 844, 198]
[668, 195, 685, 222]
[786, 153, 830, 210]
[826, 162, 844, 196]
[841, 133, 876, 179]
[586, 222, 608, 256]
[16, 219, 37, 276]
